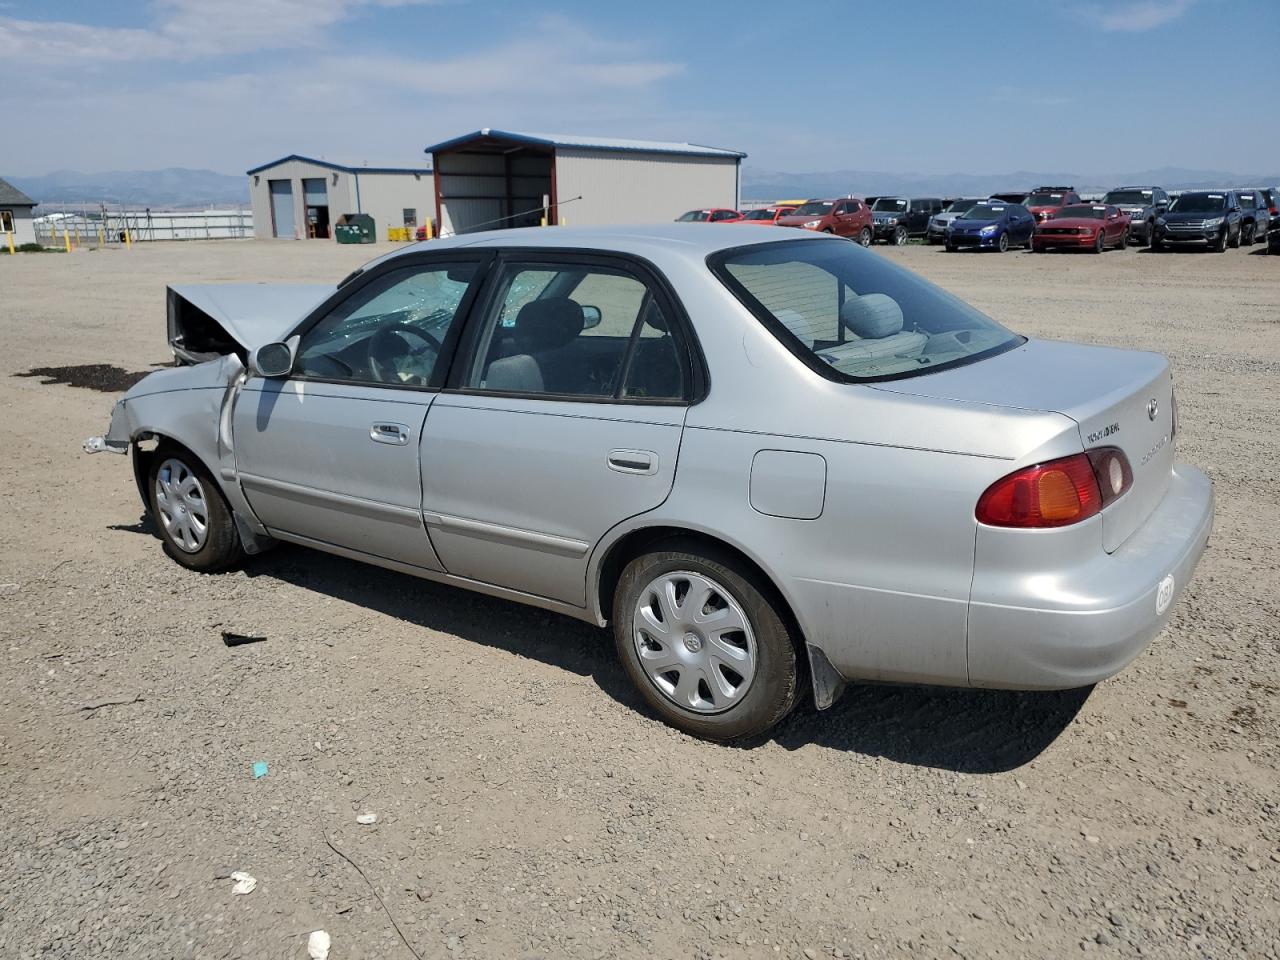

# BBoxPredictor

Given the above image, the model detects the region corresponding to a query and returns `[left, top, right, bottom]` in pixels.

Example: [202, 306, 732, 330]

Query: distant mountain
[742, 166, 1280, 200]
[6, 168, 247, 209]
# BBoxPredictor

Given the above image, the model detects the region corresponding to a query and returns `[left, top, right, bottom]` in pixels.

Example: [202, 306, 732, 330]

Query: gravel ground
[1, 238, 1277, 960]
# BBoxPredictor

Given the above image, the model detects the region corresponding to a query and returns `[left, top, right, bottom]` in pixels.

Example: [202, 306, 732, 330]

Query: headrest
[513, 297, 584, 350]
[839, 293, 903, 339]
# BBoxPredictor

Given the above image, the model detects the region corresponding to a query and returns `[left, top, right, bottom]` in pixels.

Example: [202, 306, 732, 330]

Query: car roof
[369, 223, 828, 269]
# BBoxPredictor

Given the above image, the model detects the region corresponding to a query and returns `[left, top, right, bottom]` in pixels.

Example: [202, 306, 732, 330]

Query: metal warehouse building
[246, 155, 433, 240]
[424, 129, 746, 236]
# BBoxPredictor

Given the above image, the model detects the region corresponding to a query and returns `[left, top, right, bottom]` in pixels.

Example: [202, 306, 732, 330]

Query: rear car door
[420, 253, 698, 606]
[232, 254, 486, 570]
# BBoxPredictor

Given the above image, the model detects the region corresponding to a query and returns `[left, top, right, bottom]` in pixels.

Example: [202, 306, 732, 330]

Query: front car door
[232, 254, 486, 570]
[420, 253, 698, 606]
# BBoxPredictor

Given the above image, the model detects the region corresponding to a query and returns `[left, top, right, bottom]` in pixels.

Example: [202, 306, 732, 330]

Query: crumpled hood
[168, 283, 333, 363]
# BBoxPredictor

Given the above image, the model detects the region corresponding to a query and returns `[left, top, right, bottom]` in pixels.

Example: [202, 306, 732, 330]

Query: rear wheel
[613, 542, 801, 742]
[858, 227, 872, 247]
[148, 445, 244, 572]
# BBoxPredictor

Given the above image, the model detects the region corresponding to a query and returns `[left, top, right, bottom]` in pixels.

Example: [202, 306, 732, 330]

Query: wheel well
[596, 527, 807, 650]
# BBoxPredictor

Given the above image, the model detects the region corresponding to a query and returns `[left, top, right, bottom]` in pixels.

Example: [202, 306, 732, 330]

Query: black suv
[1101, 185, 1169, 245]
[1235, 189, 1272, 245]
[1153, 190, 1243, 252]
[870, 197, 944, 244]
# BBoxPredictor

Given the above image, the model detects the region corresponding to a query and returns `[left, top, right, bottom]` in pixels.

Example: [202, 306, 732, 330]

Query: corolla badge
[1147, 398, 1159, 421]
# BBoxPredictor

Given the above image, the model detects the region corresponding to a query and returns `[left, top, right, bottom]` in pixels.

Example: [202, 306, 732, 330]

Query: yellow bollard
[124, 228, 132, 250]
[74, 225, 81, 247]
[425, 219, 434, 240]
[540, 216, 547, 227]
[64, 226, 71, 253]
[560, 217, 567, 226]
[7, 230, 14, 254]
[98, 227, 104, 246]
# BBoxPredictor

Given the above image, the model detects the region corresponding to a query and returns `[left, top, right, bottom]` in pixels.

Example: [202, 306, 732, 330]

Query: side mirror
[580, 306, 603, 330]
[249, 335, 298, 378]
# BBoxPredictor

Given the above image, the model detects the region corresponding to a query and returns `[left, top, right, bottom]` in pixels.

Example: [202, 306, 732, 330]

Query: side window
[295, 261, 478, 386]
[712, 210, 736, 221]
[468, 262, 687, 401]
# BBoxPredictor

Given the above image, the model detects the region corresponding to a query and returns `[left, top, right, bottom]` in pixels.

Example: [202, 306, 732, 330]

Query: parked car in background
[1269, 217, 1280, 254]
[1032, 204, 1131, 253]
[871, 197, 944, 244]
[989, 191, 1029, 204]
[735, 206, 797, 225]
[777, 198, 873, 245]
[927, 198, 987, 244]
[1235, 189, 1271, 245]
[1025, 186, 1082, 223]
[946, 201, 1036, 252]
[85, 225, 1213, 742]
[1262, 188, 1279, 218]
[676, 208, 743, 223]
[1153, 191, 1242, 252]
[1101, 186, 1169, 246]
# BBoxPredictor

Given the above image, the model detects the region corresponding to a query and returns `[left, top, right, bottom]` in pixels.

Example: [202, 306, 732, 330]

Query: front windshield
[872, 198, 908, 212]
[944, 199, 980, 214]
[712, 238, 1021, 382]
[742, 209, 776, 220]
[1026, 192, 1066, 206]
[1105, 190, 1153, 205]
[960, 204, 1005, 220]
[1057, 205, 1106, 220]
[790, 201, 833, 216]
[1169, 194, 1226, 213]
[677, 210, 711, 222]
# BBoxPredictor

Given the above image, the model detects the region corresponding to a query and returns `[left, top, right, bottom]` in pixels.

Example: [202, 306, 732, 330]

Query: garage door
[269, 179, 295, 238]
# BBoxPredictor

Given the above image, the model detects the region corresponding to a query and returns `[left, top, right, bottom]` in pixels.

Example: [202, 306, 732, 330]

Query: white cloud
[1076, 0, 1195, 32]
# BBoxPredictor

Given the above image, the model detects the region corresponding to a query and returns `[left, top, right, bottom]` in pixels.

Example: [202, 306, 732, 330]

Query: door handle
[370, 422, 410, 445]
[608, 449, 657, 476]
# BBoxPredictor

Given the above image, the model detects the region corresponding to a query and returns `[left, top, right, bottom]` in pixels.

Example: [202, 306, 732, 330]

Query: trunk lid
[872, 339, 1174, 552]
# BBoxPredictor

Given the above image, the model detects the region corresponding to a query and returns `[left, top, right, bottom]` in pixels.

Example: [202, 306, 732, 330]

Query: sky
[2, 0, 1277, 177]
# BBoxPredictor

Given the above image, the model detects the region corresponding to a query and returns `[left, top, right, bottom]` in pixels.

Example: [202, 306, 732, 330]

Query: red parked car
[1032, 204, 1131, 253]
[775, 198, 873, 245]
[735, 205, 797, 224]
[1024, 185, 1081, 223]
[675, 208, 743, 223]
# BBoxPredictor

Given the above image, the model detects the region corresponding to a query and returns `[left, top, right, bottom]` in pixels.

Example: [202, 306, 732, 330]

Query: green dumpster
[335, 213, 375, 244]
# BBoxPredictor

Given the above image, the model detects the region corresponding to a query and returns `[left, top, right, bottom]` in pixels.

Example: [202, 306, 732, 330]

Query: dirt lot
[1, 237, 1277, 960]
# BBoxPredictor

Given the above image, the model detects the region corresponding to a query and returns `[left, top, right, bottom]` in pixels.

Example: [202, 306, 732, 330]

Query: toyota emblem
[1147, 399, 1159, 421]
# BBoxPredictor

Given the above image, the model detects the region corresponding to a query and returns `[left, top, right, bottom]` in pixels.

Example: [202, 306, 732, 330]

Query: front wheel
[1215, 228, 1229, 252]
[1241, 222, 1254, 246]
[148, 445, 244, 572]
[997, 232, 1009, 253]
[1092, 231, 1105, 254]
[1146, 220, 1157, 246]
[892, 225, 908, 246]
[857, 227, 872, 247]
[1228, 224, 1241, 249]
[1119, 229, 1128, 250]
[945, 241, 957, 252]
[613, 543, 801, 742]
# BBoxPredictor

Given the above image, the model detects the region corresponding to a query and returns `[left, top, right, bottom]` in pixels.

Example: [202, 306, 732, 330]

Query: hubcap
[632, 571, 757, 714]
[155, 458, 209, 553]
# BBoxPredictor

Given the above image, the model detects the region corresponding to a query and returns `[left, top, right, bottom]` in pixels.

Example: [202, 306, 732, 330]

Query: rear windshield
[677, 210, 711, 222]
[1026, 192, 1066, 206]
[710, 238, 1022, 382]
[944, 199, 980, 214]
[1104, 190, 1153, 205]
[741, 209, 776, 220]
[1057, 205, 1107, 219]
[1169, 193, 1226, 212]
[1238, 194, 1257, 209]
[960, 204, 1005, 220]
[872, 198, 908, 211]
[790, 201, 834, 216]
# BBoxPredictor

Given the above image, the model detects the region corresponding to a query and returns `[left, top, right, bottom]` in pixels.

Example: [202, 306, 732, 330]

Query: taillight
[976, 448, 1131, 528]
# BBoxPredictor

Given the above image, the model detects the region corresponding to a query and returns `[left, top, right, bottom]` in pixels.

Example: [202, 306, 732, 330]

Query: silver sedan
[86, 225, 1214, 741]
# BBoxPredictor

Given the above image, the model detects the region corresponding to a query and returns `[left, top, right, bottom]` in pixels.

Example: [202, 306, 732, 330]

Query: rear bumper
[967, 463, 1214, 689]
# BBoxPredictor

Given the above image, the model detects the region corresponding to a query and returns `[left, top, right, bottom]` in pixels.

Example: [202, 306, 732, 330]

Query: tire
[997, 232, 1009, 253]
[1092, 230, 1105, 254]
[1151, 234, 1164, 251]
[858, 227, 872, 247]
[613, 541, 801, 742]
[1025, 230, 1035, 250]
[821, 227, 834, 235]
[892, 225, 908, 246]
[945, 241, 956, 252]
[1119, 229, 1128, 250]
[1228, 224, 1241, 249]
[1146, 220, 1157, 246]
[1242, 222, 1254, 246]
[147, 444, 244, 572]
[1215, 228, 1229, 252]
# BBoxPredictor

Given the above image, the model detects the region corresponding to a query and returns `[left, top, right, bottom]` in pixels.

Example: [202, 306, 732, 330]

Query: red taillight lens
[976, 448, 1131, 528]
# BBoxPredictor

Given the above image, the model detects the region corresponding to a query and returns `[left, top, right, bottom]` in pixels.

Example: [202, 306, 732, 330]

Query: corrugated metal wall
[554, 150, 739, 225]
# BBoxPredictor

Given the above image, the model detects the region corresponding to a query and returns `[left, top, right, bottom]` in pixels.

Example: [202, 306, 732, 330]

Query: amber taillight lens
[976, 448, 1132, 528]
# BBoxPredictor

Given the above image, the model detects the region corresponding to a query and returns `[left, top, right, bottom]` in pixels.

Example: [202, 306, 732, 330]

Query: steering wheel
[366, 321, 442, 385]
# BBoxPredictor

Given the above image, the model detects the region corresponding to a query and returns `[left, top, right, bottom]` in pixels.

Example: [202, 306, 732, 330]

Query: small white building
[245, 155, 433, 240]
[423, 129, 746, 235]
[0, 177, 38, 246]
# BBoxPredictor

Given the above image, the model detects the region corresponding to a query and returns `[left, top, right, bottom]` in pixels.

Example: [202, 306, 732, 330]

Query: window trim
[0, 209, 13, 233]
[279, 248, 495, 393]
[706, 237, 1025, 386]
[443, 247, 707, 407]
